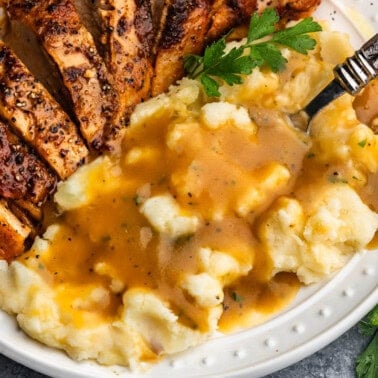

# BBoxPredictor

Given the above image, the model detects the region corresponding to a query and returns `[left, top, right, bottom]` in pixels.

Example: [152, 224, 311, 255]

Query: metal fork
[292, 33, 378, 131]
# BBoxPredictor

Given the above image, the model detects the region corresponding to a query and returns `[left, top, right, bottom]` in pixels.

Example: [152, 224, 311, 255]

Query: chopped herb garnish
[307, 152, 316, 159]
[229, 179, 237, 186]
[133, 195, 142, 206]
[184, 8, 322, 97]
[358, 139, 367, 148]
[356, 304, 378, 378]
[359, 304, 378, 337]
[232, 291, 243, 303]
[328, 175, 348, 184]
[101, 235, 111, 243]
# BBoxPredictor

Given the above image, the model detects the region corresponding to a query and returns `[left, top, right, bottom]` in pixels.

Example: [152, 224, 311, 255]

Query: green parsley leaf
[184, 54, 203, 77]
[272, 18, 322, 54]
[359, 305, 378, 337]
[200, 74, 221, 97]
[184, 8, 322, 97]
[199, 44, 256, 96]
[247, 8, 279, 43]
[206, 47, 255, 82]
[356, 305, 378, 378]
[370, 307, 378, 326]
[356, 333, 378, 378]
[203, 35, 228, 68]
[251, 42, 287, 72]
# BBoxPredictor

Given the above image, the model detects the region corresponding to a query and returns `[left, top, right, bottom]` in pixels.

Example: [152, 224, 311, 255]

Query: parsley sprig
[356, 304, 378, 378]
[184, 8, 322, 97]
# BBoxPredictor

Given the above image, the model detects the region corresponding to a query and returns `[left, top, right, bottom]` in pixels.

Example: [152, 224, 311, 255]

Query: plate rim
[0, 0, 377, 377]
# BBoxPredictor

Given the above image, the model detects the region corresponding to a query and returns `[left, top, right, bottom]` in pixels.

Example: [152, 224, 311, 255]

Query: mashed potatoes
[0, 27, 377, 370]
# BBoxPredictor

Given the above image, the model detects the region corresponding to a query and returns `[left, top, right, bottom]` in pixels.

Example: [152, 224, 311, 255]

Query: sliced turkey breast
[151, 0, 212, 96]
[7, 0, 119, 149]
[96, 0, 155, 151]
[0, 41, 88, 179]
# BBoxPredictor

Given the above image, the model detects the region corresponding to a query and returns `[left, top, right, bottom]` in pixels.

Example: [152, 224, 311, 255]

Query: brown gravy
[354, 79, 378, 249]
[21, 107, 308, 332]
[353, 79, 378, 131]
[19, 78, 377, 334]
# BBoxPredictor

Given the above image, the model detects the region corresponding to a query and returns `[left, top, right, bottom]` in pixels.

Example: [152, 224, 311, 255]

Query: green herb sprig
[356, 304, 378, 378]
[184, 8, 322, 97]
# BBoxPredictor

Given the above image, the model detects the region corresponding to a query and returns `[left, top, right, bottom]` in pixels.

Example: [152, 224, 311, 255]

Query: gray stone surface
[0, 323, 372, 377]
[266, 324, 369, 378]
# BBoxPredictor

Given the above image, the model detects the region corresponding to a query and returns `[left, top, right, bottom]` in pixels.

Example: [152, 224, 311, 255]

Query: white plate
[0, 0, 377, 377]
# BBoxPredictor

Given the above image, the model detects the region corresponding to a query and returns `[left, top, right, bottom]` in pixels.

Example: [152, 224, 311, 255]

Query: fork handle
[334, 33, 378, 95]
[304, 33, 378, 119]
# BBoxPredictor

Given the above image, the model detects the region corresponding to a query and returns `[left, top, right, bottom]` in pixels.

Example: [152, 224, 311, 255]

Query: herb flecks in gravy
[30, 96, 307, 331]
[1, 31, 376, 369]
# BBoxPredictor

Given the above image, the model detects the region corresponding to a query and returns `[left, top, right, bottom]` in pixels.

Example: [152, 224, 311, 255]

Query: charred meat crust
[0, 41, 88, 179]
[7, 0, 119, 150]
[151, 0, 165, 33]
[0, 120, 56, 206]
[152, 0, 321, 95]
[1, 18, 76, 120]
[151, 0, 212, 96]
[0, 0, 322, 261]
[135, 0, 155, 53]
[97, 0, 155, 151]
[72, 0, 104, 55]
[158, 0, 198, 49]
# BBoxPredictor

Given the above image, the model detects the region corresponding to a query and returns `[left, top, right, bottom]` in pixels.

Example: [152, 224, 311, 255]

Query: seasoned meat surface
[207, 0, 257, 42]
[0, 199, 31, 261]
[12, 199, 42, 221]
[7, 0, 119, 150]
[0, 41, 88, 179]
[8, 201, 37, 233]
[2, 19, 75, 119]
[151, 0, 212, 96]
[0, 0, 322, 261]
[0, 120, 56, 206]
[151, 0, 165, 32]
[152, 0, 321, 94]
[97, 0, 155, 150]
[73, 0, 103, 54]
[272, 0, 322, 20]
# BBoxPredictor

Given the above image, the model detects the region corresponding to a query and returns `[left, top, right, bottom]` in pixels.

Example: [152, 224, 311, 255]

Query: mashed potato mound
[259, 185, 378, 284]
[0, 26, 377, 371]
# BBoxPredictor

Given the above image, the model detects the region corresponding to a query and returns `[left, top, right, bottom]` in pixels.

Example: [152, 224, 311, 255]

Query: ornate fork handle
[301, 33, 378, 126]
[334, 33, 378, 95]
